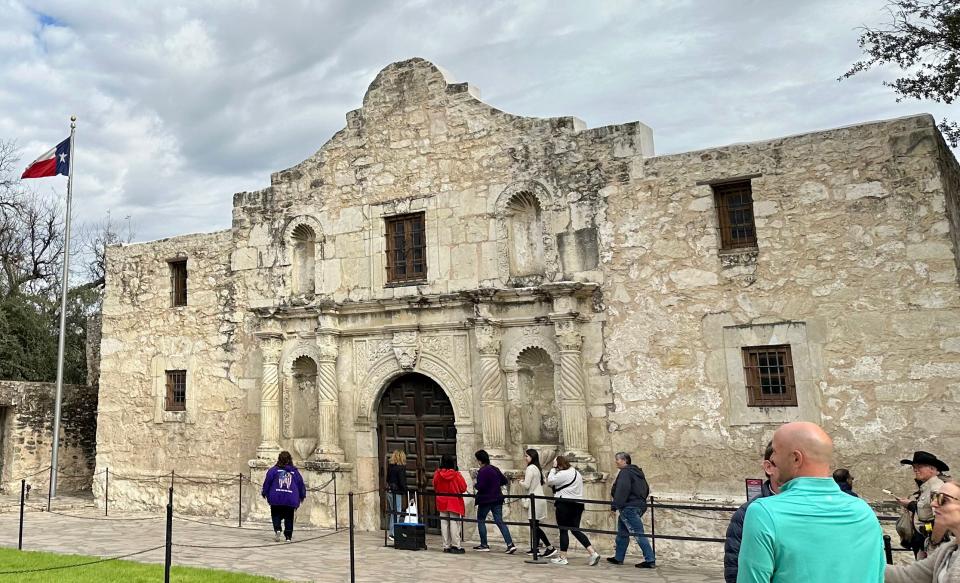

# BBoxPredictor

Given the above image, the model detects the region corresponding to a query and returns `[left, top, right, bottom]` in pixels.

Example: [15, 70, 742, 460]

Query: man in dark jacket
[607, 451, 655, 568]
[723, 441, 780, 583]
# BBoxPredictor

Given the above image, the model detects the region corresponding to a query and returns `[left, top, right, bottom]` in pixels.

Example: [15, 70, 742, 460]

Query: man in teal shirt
[737, 422, 885, 583]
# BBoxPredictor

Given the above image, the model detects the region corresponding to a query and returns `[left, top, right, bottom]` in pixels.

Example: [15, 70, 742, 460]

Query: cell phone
[882, 489, 894, 497]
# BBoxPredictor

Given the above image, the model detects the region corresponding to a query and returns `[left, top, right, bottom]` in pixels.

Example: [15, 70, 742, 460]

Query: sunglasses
[932, 491, 958, 506]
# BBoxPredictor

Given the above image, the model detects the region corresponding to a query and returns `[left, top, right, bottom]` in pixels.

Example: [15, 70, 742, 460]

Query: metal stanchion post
[238, 473, 243, 528]
[170, 470, 174, 489]
[524, 493, 547, 564]
[383, 488, 388, 547]
[349, 492, 356, 583]
[18, 479, 25, 550]
[164, 486, 173, 583]
[333, 473, 339, 532]
[649, 495, 656, 555]
[105, 468, 109, 516]
[884, 534, 893, 565]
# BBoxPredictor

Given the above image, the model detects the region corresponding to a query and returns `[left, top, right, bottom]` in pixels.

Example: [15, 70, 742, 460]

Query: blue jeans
[614, 506, 655, 563]
[476, 502, 513, 546]
[387, 493, 403, 535]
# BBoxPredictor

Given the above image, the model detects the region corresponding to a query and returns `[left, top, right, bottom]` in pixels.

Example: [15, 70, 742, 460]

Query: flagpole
[48, 115, 76, 510]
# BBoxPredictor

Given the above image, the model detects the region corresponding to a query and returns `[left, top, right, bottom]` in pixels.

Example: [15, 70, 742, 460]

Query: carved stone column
[554, 320, 593, 462]
[315, 334, 344, 461]
[256, 332, 283, 459]
[476, 324, 510, 462]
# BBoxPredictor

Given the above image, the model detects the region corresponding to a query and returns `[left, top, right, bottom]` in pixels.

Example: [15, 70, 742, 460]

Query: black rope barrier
[44, 509, 163, 522]
[0, 545, 166, 576]
[5, 466, 52, 482]
[170, 529, 343, 550]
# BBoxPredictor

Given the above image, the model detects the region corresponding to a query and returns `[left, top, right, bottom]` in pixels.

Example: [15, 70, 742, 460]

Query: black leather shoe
[606, 557, 622, 565]
[636, 562, 656, 568]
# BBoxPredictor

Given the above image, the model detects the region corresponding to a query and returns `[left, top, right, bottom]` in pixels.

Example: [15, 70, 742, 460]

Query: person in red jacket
[433, 453, 468, 554]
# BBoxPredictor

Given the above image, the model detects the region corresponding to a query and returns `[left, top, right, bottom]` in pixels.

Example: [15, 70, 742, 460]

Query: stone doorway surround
[376, 372, 457, 533]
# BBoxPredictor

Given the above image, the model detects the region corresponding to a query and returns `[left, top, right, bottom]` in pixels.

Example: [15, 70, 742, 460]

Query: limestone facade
[95, 59, 960, 540]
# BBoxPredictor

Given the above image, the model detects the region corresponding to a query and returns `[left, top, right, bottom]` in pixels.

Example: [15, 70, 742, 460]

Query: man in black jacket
[607, 452, 656, 568]
[723, 441, 780, 583]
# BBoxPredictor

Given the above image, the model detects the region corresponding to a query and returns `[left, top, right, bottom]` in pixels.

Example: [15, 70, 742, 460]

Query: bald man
[736, 422, 884, 583]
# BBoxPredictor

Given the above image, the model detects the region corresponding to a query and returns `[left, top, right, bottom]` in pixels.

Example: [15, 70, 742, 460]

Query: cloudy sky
[2, 0, 954, 245]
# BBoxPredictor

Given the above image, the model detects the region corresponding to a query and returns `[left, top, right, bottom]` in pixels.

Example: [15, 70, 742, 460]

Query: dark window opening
[385, 213, 427, 284]
[165, 369, 187, 411]
[743, 345, 797, 407]
[714, 181, 758, 250]
[169, 259, 187, 307]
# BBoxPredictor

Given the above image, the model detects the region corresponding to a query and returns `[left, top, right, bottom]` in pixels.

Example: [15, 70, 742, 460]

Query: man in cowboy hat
[896, 451, 950, 558]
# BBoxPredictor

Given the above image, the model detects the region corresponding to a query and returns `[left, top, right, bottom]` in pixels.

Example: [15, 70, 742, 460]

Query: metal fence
[2, 466, 914, 580]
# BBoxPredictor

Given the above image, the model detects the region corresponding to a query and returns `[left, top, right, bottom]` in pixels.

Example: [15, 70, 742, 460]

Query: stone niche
[286, 355, 320, 459]
[515, 347, 560, 445]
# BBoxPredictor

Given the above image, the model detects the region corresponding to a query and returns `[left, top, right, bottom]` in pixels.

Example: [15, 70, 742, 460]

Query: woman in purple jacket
[473, 449, 516, 553]
[261, 451, 306, 542]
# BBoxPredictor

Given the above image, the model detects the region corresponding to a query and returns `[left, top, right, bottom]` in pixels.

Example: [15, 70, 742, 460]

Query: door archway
[377, 373, 457, 532]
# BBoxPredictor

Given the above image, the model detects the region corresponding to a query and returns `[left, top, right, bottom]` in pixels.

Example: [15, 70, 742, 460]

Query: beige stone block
[248, 223, 271, 247]
[875, 382, 929, 402]
[688, 196, 713, 212]
[909, 362, 960, 379]
[906, 242, 954, 260]
[230, 248, 258, 271]
[450, 244, 477, 280]
[752, 200, 778, 217]
[669, 268, 718, 289]
[843, 181, 887, 200]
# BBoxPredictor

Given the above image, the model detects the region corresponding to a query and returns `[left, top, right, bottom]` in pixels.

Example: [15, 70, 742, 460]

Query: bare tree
[77, 211, 135, 294]
[0, 140, 64, 298]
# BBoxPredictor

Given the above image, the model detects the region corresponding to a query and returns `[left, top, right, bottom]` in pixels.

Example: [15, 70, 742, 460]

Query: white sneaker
[588, 552, 601, 566]
[274, 531, 282, 542]
[550, 557, 568, 565]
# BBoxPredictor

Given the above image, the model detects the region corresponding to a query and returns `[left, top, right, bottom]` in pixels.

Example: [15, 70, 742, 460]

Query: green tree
[841, 0, 960, 145]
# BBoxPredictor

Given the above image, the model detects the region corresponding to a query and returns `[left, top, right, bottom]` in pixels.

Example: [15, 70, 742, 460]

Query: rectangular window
[385, 213, 427, 284]
[714, 181, 758, 250]
[169, 259, 187, 307]
[165, 370, 187, 411]
[742, 345, 797, 407]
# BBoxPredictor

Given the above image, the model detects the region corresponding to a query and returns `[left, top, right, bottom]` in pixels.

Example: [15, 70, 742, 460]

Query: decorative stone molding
[552, 319, 592, 461]
[255, 332, 284, 458]
[392, 330, 420, 370]
[314, 332, 343, 460]
[354, 346, 472, 426]
[280, 214, 325, 266]
[554, 320, 583, 352]
[475, 324, 499, 355]
[493, 180, 560, 284]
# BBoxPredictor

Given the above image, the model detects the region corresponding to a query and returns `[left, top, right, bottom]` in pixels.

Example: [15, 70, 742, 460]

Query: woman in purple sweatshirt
[261, 451, 306, 542]
[473, 449, 516, 553]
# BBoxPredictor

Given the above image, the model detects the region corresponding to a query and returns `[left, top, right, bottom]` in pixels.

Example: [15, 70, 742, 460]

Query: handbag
[895, 509, 915, 549]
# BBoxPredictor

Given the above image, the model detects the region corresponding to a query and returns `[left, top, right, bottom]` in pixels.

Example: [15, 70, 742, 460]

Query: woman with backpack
[519, 448, 556, 557]
[546, 455, 601, 566]
[261, 450, 306, 542]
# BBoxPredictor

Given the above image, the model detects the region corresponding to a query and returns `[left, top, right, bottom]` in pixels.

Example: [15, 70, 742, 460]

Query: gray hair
[615, 452, 632, 465]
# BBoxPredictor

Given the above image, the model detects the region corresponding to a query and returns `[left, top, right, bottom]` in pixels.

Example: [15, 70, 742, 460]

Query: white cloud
[2, 0, 954, 244]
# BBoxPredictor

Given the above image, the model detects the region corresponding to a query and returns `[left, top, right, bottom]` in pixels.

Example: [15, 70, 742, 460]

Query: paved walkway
[0, 508, 724, 582]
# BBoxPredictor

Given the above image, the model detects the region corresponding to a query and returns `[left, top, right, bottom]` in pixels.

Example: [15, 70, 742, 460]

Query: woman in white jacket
[520, 449, 557, 557]
[546, 455, 601, 566]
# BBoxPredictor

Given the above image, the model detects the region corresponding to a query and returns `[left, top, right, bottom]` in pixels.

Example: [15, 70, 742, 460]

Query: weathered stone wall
[229, 58, 651, 307]
[93, 230, 261, 509]
[600, 114, 960, 501]
[0, 381, 98, 493]
[93, 58, 960, 555]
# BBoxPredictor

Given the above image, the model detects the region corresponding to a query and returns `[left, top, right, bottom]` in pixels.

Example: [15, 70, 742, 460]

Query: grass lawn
[0, 547, 284, 582]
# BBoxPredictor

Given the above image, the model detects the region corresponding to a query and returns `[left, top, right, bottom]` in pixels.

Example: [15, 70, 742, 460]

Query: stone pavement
[0, 508, 724, 582]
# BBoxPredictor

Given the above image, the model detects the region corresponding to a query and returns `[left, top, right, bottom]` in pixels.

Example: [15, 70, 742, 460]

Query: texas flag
[21, 138, 70, 179]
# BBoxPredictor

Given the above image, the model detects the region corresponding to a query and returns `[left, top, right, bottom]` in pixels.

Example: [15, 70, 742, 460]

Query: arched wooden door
[378, 373, 457, 532]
